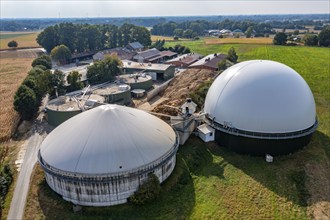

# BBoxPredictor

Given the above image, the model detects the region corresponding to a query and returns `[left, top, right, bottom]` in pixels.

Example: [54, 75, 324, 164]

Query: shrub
[7, 40, 18, 48]
[130, 173, 161, 205]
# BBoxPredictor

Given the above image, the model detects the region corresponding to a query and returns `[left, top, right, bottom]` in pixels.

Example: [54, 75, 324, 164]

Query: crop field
[24, 44, 329, 219]
[204, 37, 273, 45]
[0, 32, 39, 49]
[0, 51, 40, 141]
[151, 35, 190, 42]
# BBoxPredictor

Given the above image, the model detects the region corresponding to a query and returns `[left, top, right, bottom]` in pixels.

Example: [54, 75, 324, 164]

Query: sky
[1, 0, 329, 19]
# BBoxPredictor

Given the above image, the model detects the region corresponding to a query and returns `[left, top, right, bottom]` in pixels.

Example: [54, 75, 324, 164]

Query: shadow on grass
[205, 130, 330, 207]
[36, 154, 196, 220]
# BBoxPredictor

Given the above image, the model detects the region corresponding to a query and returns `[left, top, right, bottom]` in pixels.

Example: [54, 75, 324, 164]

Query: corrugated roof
[189, 53, 226, 69]
[40, 104, 177, 175]
[128, 42, 144, 50]
[166, 53, 202, 65]
[136, 48, 160, 59]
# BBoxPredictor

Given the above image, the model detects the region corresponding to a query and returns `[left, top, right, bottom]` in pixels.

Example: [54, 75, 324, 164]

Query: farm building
[189, 53, 227, 71]
[46, 94, 105, 127]
[133, 48, 177, 63]
[203, 60, 318, 156]
[165, 53, 202, 68]
[126, 42, 144, 51]
[38, 104, 179, 206]
[93, 47, 136, 61]
[122, 60, 175, 81]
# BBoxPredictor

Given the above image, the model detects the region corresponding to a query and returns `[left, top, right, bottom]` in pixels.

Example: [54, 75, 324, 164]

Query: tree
[32, 55, 52, 70]
[318, 26, 330, 47]
[87, 55, 122, 84]
[7, 40, 18, 48]
[66, 71, 84, 92]
[130, 173, 161, 205]
[245, 26, 253, 38]
[36, 26, 59, 52]
[14, 85, 38, 120]
[22, 76, 43, 103]
[49, 69, 66, 96]
[50, 44, 72, 65]
[303, 34, 318, 46]
[227, 47, 238, 63]
[28, 67, 52, 98]
[293, 30, 299, 35]
[273, 32, 288, 45]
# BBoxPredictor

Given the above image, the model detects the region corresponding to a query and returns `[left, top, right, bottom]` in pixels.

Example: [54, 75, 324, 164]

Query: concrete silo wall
[40, 149, 177, 206]
[46, 108, 82, 127]
[103, 90, 132, 106]
[129, 78, 153, 90]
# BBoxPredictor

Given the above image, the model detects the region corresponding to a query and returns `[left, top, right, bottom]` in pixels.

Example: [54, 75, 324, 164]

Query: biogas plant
[39, 60, 317, 206]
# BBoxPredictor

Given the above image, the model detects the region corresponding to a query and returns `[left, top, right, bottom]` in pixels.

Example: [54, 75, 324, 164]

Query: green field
[24, 43, 330, 219]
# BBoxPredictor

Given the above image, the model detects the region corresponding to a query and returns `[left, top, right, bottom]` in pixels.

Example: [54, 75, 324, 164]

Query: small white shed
[197, 124, 215, 142]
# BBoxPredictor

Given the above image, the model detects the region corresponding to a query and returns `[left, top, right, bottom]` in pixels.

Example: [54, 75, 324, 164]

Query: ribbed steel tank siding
[46, 108, 81, 127]
[214, 130, 313, 156]
[129, 78, 153, 90]
[40, 152, 177, 206]
[104, 90, 132, 106]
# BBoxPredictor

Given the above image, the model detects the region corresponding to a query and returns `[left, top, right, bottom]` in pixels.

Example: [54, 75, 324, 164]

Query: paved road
[7, 97, 51, 220]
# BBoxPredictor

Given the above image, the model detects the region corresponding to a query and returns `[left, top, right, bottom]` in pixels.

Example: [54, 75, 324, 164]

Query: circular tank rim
[38, 131, 179, 181]
[205, 115, 318, 140]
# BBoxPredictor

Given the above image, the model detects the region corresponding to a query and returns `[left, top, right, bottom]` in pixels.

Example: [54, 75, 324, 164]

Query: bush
[218, 59, 228, 71]
[7, 40, 18, 48]
[130, 173, 161, 205]
[14, 85, 38, 120]
[303, 34, 318, 46]
[0, 164, 13, 216]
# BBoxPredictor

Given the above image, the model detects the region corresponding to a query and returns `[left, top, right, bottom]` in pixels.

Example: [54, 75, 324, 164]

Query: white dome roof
[204, 60, 316, 133]
[40, 104, 177, 175]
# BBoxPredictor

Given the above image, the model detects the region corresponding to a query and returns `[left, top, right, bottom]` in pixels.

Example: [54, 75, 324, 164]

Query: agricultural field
[204, 37, 273, 45]
[0, 32, 39, 49]
[24, 44, 329, 219]
[151, 35, 190, 42]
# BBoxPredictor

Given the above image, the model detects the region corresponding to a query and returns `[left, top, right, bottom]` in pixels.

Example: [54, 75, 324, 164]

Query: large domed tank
[38, 104, 179, 206]
[204, 60, 317, 155]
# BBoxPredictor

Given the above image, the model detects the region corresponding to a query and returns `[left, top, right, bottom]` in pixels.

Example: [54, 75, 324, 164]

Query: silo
[39, 104, 179, 206]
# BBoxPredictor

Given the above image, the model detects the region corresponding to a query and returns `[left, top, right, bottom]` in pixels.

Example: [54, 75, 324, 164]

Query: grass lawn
[23, 43, 330, 219]
[0, 32, 39, 49]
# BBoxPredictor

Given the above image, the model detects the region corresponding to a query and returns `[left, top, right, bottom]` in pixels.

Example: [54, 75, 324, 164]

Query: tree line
[151, 19, 274, 38]
[273, 26, 330, 47]
[37, 23, 151, 53]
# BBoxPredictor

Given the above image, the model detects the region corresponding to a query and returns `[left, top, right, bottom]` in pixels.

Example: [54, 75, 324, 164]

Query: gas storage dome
[38, 104, 179, 206]
[204, 60, 317, 156]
